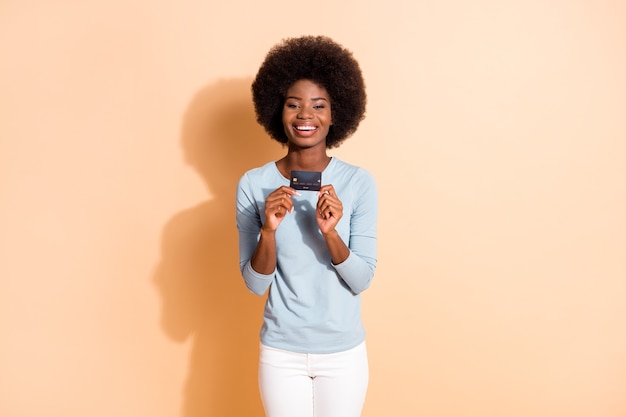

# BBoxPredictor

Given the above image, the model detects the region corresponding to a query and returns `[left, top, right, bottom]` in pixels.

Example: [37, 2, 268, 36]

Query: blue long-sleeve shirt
[236, 157, 378, 354]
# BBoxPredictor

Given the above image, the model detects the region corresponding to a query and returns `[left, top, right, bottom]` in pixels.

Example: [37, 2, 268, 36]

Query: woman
[236, 35, 378, 417]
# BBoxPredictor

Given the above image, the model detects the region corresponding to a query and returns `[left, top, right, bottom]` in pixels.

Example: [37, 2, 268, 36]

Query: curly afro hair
[252, 35, 367, 149]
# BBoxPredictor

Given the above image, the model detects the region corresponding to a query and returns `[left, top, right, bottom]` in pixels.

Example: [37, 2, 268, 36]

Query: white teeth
[295, 125, 316, 131]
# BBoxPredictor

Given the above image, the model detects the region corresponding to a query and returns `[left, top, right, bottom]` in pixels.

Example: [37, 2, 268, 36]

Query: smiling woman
[282, 79, 333, 150]
[251, 35, 367, 149]
[236, 36, 377, 417]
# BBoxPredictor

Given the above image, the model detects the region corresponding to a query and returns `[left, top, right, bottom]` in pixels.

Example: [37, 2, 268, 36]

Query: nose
[297, 106, 313, 119]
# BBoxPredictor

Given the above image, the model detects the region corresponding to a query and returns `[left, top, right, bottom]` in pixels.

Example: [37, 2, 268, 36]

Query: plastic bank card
[290, 170, 321, 191]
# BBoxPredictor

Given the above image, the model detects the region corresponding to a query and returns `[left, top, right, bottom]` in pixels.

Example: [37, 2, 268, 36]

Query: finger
[270, 200, 294, 215]
[318, 201, 333, 218]
[317, 194, 341, 209]
[267, 193, 294, 205]
[268, 190, 296, 206]
[278, 186, 301, 197]
[317, 192, 335, 208]
[273, 206, 289, 218]
[320, 200, 342, 219]
[267, 187, 299, 203]
[317, 185, 335, 197]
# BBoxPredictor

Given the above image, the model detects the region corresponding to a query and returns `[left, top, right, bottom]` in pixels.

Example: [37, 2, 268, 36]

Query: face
[282, 79, 332, 150]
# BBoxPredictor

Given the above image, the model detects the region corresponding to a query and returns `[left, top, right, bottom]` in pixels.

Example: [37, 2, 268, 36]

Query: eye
[313, 104, 325, 109]
[285, 102, 299, 109]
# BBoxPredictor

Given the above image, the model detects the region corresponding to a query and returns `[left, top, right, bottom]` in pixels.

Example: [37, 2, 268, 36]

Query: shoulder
[238, 161, 278, 188]
[331, 158, 376, 187]
[242, 160, 277, 178]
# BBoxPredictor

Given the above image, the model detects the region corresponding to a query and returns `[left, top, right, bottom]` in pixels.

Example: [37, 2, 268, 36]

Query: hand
[262, 186, 300, 232]
[316, 185, 343, 235]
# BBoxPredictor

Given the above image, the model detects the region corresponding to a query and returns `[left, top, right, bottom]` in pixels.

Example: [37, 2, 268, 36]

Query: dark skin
[250, 79, 350, 274]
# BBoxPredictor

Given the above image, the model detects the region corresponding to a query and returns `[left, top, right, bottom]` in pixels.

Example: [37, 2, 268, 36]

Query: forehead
[285, 79, 330, 99]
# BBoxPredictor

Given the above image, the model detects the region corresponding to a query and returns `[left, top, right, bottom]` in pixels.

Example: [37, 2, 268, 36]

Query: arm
[236, 176, 299, 295]
[317, 185, 350, 265]
[317, 170, 378, 294]
[250, 185, 299, 274]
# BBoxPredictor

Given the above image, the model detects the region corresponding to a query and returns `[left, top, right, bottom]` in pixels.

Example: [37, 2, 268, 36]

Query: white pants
[258, 342, 369, 417]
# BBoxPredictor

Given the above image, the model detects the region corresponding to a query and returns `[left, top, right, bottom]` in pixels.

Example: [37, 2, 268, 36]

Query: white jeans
[258, 342, 369, 417]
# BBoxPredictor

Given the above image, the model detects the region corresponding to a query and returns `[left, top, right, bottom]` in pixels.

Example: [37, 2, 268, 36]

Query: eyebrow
[285, 96, 329, 101]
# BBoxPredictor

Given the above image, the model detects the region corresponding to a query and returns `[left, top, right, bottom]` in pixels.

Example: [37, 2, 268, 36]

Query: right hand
[262, 186, 300, 232]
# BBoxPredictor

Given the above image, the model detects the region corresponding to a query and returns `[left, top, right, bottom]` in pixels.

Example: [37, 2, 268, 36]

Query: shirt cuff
[243, 261, 275, 295]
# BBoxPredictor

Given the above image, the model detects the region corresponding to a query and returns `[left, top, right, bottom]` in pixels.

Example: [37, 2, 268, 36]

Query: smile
[294, 125, 317, 131]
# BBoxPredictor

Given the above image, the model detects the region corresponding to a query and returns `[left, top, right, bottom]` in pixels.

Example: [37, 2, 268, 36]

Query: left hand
[316, 184, 343, 235]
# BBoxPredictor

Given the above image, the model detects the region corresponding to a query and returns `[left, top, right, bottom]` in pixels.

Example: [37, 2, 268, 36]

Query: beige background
[2, 1, 625, 416]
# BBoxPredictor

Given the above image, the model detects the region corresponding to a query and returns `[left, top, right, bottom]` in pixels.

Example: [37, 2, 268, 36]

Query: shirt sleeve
[332, 168, 378, 294]
[235, 173, 275, 296]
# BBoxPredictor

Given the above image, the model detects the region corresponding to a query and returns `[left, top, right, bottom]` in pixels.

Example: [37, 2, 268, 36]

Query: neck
[277, 149, 331, 177]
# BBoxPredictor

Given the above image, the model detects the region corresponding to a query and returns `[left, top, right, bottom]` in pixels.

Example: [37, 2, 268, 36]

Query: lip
[292, 124, 318, 137]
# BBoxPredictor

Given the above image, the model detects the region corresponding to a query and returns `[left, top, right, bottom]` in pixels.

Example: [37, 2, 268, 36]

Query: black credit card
[290, 170, 322, 191]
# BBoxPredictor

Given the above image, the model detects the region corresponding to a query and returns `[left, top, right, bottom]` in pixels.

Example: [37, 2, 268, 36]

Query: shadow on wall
[153, 78, 283, 417]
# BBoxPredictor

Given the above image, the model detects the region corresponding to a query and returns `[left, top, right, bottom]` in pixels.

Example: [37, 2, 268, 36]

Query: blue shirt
[236, 157, 378, 353]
